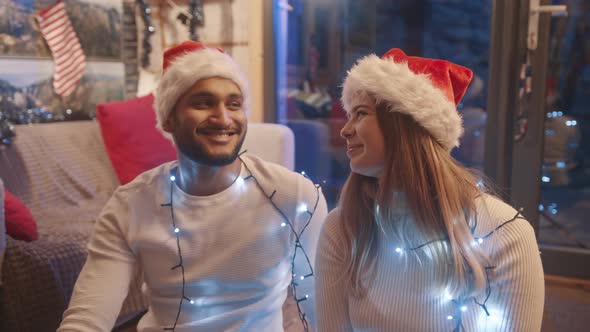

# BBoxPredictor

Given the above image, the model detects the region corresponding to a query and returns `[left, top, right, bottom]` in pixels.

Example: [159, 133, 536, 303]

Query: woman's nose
[340, 120, 354, 139]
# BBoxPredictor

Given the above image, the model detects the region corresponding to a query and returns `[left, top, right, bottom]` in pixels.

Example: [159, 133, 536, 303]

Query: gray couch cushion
[0, 121, 120, 222]
[0, 121, 146, 332]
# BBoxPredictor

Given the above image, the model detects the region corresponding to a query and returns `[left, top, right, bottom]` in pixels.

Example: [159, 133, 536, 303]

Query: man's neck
[176, 154, 242, 196]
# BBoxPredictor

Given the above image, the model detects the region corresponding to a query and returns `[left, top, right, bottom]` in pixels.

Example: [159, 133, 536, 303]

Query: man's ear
[162, 114, 174, 133]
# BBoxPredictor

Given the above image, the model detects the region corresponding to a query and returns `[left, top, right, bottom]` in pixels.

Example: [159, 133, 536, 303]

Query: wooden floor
[113, 275, 590, 332]
[542, 275, 590, 332]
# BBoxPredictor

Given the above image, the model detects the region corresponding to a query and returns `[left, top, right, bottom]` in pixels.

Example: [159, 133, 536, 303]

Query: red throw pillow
[4, 190, 38, 242]
[97, 94, 176, 185]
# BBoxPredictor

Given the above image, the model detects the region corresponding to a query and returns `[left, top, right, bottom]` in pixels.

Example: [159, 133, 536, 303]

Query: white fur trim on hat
[154, 48, 250, 141]
[341, 54, 463, 150]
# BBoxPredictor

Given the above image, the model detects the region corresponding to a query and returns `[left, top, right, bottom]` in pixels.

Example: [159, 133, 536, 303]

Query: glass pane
[275, 0, 492, 208]
[539, 0, 590, 248]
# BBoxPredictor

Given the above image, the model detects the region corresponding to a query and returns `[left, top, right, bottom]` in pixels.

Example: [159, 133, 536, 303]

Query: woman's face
[340, 94, 386, 178]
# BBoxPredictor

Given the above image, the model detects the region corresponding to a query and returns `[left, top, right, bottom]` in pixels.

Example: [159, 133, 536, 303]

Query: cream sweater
[58, 155, 328, 332]
[315, 195, 545, 332]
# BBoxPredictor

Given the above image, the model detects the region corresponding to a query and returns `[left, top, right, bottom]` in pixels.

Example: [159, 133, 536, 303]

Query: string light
[161, 152, 321, 331]
[170, 175, 176, 181]
[236, 177, 244, 186]
[136, 0, 155, 68]
[161, 152, 524, 331]
[162, 174, 191, 331]
[298, 203, 308, 214]
[385, 210, 525, 331]
[237, 154, 321, 332]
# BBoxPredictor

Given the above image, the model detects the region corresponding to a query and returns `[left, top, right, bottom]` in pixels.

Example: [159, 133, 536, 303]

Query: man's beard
[173, 128, 246, 166]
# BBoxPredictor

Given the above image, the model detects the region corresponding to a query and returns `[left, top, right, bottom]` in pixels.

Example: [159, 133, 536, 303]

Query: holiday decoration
[154, 41, 249, 140]
[162, 153, 321, 331]
[0, 106, 59, 125]
[342, 48, 472, 150]
[188, 0, 204, 41]
[136, 0, 155, 68]
[35, 0, 86, 97]
[288, 82, 332, 119]
[136, 0, 205, 69]
[0, 111, 16, 146]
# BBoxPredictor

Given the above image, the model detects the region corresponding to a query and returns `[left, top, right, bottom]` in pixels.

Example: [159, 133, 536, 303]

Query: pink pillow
[4, 190, 38, 242]
[96, 94, 176, 185]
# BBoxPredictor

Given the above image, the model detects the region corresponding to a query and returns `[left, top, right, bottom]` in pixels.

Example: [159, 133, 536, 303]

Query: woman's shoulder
[320, 208, 345, 236]
[473, 193, 533, 238]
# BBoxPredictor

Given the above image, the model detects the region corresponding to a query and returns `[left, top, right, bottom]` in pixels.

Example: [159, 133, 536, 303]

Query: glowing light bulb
[477, 238, 484, 244]
[447, 315, 454, 320]
[395, 247, 403, 254]
[236, 177, 244, 186]
[174, 227, 180, 233]
[170, 175, 176, 181]
[281, 222, 286, 227]
[298, 204, 308, 213]
[461, 306, 467, 312]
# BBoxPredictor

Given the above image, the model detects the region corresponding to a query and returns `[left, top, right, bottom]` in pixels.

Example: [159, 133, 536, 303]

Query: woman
[315, 48, 544, 331]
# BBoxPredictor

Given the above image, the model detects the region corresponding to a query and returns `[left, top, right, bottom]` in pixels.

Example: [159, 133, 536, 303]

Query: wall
[130, 0, 266, 123]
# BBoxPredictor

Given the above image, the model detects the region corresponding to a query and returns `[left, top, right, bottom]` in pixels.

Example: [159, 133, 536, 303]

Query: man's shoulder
[113, 161, 174, 198]
[242, 154, 311, 187]
[242, 154, 321, 207]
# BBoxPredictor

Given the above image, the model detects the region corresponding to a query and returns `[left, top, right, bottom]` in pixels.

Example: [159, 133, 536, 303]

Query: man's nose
[210, 104, 232, 124]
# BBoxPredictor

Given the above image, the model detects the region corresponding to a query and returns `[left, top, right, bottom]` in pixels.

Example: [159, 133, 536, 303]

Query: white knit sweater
[58, 155, 328, 332]
[315, 194, 545, 332]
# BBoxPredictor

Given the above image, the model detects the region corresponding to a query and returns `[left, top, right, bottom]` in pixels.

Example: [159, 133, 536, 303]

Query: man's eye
[192, 100, 211, 108]
[228, 101, 242, 109]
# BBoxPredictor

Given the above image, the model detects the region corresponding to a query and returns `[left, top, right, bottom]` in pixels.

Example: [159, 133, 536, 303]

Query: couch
[0, 120, 296, 332]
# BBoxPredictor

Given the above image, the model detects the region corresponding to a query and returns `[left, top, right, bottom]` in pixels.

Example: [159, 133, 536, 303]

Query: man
[58, 41, 327, 332]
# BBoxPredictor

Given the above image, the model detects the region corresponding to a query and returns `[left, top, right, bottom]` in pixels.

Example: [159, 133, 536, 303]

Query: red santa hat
[341, 48, 473, 150]
[154, 40, 250, 139]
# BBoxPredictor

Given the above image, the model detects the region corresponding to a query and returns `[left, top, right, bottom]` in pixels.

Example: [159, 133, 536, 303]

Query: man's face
[164, 77, 247, 166]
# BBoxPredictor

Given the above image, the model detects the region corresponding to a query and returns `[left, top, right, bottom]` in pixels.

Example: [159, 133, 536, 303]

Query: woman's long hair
[339, 101, 490, 298]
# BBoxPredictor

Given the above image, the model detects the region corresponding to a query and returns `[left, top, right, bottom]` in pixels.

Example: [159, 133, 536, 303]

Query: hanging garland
[0, 111, 16, 146]
[188, 0, 204, 41]
[136, 0, 155, 68]
[136, 0, 205, 68]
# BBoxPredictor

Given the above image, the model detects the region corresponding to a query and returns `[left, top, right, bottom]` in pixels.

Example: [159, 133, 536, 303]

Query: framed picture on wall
[0, 59, 124, 122]
[1, 0, 122, 59]
[0, 0, 124, 122]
